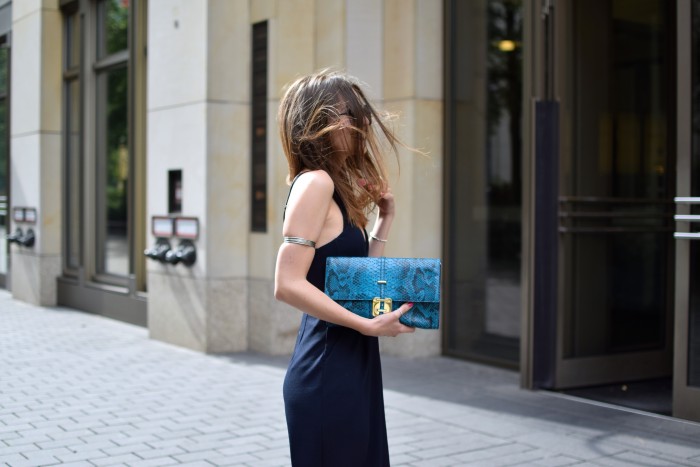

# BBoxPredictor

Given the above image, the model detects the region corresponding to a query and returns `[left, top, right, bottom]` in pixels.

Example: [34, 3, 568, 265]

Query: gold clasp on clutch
[372, 297, 393, 316]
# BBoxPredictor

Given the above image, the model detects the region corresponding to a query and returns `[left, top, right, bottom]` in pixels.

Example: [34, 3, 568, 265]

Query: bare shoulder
[284, 170, 335, 235]
[294, 170, 334, 198]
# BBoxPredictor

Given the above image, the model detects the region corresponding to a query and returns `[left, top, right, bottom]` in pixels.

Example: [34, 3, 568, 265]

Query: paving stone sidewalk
[1, 290, 699, 467]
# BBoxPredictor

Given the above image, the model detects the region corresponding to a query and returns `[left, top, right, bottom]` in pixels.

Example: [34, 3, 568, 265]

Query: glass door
[672, 0, 700, 422]
[0, 38, 9, 288]
[550, 0, 674, 388]
[444, 0, 524, 368]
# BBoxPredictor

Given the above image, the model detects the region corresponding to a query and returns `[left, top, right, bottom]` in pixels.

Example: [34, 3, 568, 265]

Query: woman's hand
[376, 186, 395, 219]
[358, 178, 395, 220]
[361, 302, 416, 337]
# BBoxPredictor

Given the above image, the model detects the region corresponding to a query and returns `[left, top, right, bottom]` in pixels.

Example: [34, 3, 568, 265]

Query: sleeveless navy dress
[282, 187, 390, 467]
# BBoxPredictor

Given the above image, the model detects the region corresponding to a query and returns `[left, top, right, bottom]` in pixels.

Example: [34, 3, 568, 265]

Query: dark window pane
[446, 0, 522, 365]
[98, 0, 128, 59]
[67, 79, 81, 269]
[100, 66, 129, 276]
[0, 46, 7, 98]
[689, 0, 700, 387]
[0, 49, 6, 276]
[251, 21, 268, 232]
[563, 0, 670, 358]
[67, 10, 80, 69]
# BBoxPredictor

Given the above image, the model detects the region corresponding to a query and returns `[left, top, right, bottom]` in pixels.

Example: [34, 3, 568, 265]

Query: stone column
[379, 0, 443, 357]
[9, 1, 62, 305]
[248, 0, 319, 355]
[147, 0, 251, 353]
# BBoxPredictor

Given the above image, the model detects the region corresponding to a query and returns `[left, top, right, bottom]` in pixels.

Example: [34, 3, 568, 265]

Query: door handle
[674, 197, 700, 240]
[674, 232, 700, 240]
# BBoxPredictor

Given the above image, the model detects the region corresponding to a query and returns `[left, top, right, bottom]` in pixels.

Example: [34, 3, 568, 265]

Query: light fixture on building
[498, 40, 517, 52]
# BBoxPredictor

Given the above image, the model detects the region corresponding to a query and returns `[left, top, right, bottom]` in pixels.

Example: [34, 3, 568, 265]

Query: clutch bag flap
[324, 257, 441, 329]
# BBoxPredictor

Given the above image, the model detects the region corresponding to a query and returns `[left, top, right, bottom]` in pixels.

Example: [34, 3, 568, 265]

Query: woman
[274, 69, 415, 466]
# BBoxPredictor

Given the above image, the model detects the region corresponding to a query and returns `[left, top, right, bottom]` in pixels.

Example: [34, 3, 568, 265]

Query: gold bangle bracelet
[369, 233, 387, 243]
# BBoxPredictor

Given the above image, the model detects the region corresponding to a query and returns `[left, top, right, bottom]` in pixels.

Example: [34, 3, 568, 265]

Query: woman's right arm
[274, 171, 414, 337]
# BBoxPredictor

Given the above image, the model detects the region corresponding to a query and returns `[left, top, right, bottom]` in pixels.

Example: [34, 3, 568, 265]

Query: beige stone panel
[379, 327, 440, 357]
[11, 10, 41, 135]
[273, 0, 314, 97]
[206, 103, 249, 278]
[40, 6, 61, 132]
[251, 0, 277, 24]
[249, 233, 275, 279]
[12, 0, 41, 21]
[207, 277, 248, 352]
[268, 19, 280, 99]
[315, 0, 344, 70]
[383, 0, 415, 100]
[208, 0, 249, 103]
[346, 0, 382, 99]
[376, 99, 415, 259]
[148, 271, 207, 352]
[39, 133, 62, 255]
[375, 99, 442, 260]
[249, 278, 299, 354]
[415, 0, 442, 100]
[146, 103, 208, 274]
[11, 252, 60, 306]
[10, 134, 40, 209]
[148, 0, 207, 109]
[411, 99, 443, 258]
[38, 254, 61, 305]
[11, 251, 38, 304]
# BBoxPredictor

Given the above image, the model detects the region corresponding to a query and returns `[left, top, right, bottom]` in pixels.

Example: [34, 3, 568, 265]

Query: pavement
[1, 290, 700, 467]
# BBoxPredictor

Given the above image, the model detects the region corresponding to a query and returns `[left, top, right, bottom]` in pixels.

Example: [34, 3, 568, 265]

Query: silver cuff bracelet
[284, 236, 316, 248]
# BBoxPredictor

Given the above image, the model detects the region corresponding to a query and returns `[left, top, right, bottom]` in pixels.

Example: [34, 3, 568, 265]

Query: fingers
[369, 302, 415, 337]
[393, 303, 415, 334]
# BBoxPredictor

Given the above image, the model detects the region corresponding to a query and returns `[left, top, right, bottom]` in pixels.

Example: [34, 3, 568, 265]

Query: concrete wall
[147, 0, 251, 353]
[9, 0, 62, 306]
[6, 0, 444, 357]
[147, 0, 443, 357]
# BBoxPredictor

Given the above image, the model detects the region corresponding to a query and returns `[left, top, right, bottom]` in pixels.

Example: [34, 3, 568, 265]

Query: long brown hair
[278, 69, 401, 228]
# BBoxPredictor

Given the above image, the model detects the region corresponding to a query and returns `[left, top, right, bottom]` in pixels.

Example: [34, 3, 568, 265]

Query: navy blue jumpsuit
[282, 190, 390, 467]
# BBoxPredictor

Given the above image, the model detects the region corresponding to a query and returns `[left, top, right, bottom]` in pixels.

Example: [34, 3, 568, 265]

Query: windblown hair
[278, 69, 401, 228]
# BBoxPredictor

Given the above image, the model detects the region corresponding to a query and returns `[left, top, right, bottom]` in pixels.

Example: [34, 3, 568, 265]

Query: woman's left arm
[368, 189, 395, 258]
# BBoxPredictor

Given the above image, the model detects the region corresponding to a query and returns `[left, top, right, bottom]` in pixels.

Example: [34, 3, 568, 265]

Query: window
[95, 0, 130, 278]
[251, 21, 268, 232]
[61, 0, 146, 289]
[445, 0, 523, 366]
[63, 5, 81, 271]
[0, 36, 9, 280]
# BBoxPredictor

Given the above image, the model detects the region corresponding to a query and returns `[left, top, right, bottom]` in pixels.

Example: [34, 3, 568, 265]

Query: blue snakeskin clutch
[324, 257, 441, 329]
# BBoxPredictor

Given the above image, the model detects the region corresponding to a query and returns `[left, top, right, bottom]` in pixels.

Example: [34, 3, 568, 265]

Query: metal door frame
[525, 0, 676, 390]
[672, 0, 700, 422]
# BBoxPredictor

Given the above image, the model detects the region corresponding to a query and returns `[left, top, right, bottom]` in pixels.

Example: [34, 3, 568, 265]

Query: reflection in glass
[0, 46, 6, 94]
[100, 66, 128, 276]
[564, 0, 669, 358]
[446, 0, 522, 365]
[66, 80, 81, 269]
[98, 0, 128, 59]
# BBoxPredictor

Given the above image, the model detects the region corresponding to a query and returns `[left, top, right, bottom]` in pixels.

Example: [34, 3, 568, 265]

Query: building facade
[2, 0, 698, 421]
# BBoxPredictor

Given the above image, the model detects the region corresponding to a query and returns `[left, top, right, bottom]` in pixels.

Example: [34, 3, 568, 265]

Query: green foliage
[105, 0, 128, 55]
[106, 66, 128, 222]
